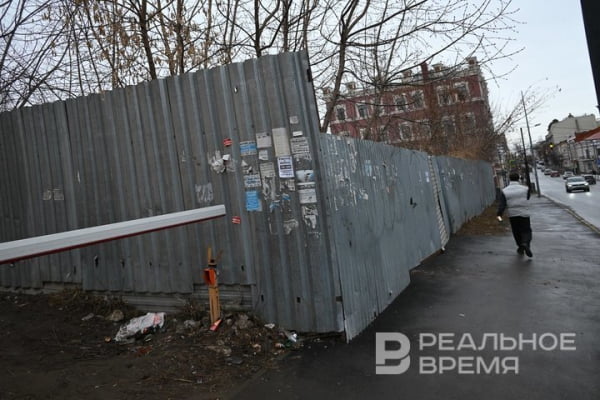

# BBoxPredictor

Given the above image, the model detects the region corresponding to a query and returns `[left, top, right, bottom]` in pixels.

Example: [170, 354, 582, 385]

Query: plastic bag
[114, 312, 165, 343]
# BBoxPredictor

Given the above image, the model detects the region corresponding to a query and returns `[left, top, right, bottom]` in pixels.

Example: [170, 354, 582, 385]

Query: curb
[540, 194, 600, 236]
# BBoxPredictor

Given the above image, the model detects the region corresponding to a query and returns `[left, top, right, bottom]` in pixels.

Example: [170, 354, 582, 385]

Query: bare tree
[0, 0, 76, 110]
[2, 0, 521, 122]
[491, 84, 557, 140]
[212, 0, 320, 59]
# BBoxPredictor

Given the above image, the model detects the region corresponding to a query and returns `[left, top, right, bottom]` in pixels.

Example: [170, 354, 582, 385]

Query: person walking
[497, 171, 533, 257]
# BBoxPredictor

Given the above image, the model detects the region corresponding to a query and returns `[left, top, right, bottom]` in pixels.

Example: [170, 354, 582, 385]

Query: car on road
[544, 168, 552, 175]
[550, 170, 560, 177]
[582, 174, 596, 185]
[565, 176, 590, 193]
[562, 171, 574, 179]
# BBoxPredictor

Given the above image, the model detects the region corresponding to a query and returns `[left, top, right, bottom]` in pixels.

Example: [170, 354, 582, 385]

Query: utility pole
[522, 91, 541, 197]
[520, 127, 532, 198]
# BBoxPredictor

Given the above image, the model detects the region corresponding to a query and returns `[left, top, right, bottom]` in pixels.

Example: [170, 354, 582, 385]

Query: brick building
[326, 57, 496, 159]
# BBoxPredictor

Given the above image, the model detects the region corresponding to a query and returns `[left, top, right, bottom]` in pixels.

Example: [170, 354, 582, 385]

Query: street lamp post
[521, 91, 541, 197]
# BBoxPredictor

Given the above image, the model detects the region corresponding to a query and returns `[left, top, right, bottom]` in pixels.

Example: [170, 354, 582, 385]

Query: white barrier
[0, 205, 226, 264]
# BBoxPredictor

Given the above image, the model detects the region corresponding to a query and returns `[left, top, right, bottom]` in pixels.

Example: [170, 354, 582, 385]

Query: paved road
[226, 197, 600, 400]
[532, 170, 600, 231]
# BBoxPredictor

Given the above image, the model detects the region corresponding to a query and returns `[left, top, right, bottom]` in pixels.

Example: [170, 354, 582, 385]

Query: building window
[400, 123, 413, 141]
[411, 90, 425, 109]
[454, 82, 469, 102]
[442, 117, 456, 136]
[357, 103, 368, 119]
[437, 86, 453, 106]
[417, 119, 431, 137]
[395, 94, 409, 112]
[336, 106, 346, 121]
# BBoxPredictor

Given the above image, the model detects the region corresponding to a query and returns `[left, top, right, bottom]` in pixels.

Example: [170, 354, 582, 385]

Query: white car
[562, 171, 574, 180]
[565, 176, 590, 193]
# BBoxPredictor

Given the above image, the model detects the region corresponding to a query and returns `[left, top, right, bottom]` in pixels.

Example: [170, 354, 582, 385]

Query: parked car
[582, 174, 596, 184]
[565, 176, 590, 193]
[562, 171, 574, 180]
[543, 168, 552, 175]
[550, 170, 560, 177]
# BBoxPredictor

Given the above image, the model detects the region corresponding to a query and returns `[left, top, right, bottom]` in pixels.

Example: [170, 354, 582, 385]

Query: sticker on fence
[278, 156, 294, 178]
[245, 191, 262, 212]
[256, 132, 272, 148]
[260, 162, 276, 178]
[302, 205, 318, 229]
[240, 141, 257, 156]
[281, 179, 296, 191]
[272, 127, 290, 156]
[291, 137, 309, 154]
[299, 188, 317, 204]
[244, 174, 262, 188]
[295, 170, 314, 183]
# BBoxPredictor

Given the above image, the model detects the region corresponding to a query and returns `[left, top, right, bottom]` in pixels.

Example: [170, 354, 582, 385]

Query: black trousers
[509, 216, 532, 248]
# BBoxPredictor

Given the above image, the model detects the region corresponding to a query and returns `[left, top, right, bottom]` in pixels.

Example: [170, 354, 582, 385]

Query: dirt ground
[0, 290, 308, 400]
[456, 202, 510, 236]
[0, 204, 502, 400]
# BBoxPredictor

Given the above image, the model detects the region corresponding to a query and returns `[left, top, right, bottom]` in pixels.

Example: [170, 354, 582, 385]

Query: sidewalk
[227, 196, 600, 400]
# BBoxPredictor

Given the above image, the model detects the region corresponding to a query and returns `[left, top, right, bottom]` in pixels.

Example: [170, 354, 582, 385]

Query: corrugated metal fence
[0, 51, 495, 339]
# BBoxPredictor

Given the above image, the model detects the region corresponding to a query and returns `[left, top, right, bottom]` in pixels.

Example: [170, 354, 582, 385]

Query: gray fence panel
[0, 51, 341, 332]
[53, 101, 81, 284]
[435, 156, 495, 233]
[0, 112, 20, 286]
[2, 113, 21, 287]
[64, 98, 90, 287]
[102, 89, 132, 291]
[183, 71, 219, 289]
[15, 107, 44, 287]
[164, 75, 203, 288]
[317, 136, 443, 338]
[129, 82, 159, 292]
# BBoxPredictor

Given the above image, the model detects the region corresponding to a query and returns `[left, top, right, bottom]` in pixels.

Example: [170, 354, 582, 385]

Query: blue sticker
[245, 190, 261, 211]
[240, 141, 258, 156]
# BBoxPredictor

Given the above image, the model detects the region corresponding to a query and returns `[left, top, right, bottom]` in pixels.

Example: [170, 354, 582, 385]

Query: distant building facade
[546, 114, 598, 144]
[571, 126, 600, 173]
[326, 58, 496, 159]
[544, 114, 599, 171]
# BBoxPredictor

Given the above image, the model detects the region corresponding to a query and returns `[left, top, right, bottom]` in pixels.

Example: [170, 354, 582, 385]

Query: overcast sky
[486, 0, 597, 145]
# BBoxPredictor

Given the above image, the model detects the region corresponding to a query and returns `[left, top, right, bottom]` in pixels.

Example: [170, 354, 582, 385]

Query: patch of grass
[456, 202, 510, 236]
